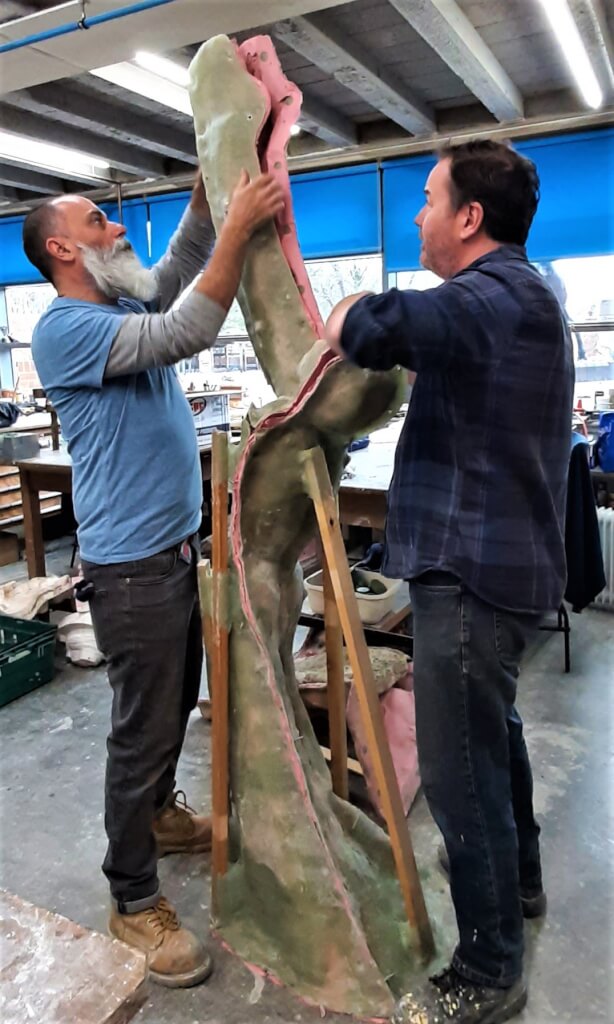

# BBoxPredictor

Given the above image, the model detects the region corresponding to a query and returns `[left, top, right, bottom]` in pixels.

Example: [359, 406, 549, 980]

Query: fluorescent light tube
[134, 51, 190, 87]
[91, 62, 192, 115]
[538, 0, 603, 109]
[94, 59, 305, 135]
[0, 130, 109, 175]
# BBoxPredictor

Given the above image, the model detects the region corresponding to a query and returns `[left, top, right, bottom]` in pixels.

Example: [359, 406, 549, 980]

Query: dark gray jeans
[410, 571, 543, 988]
[82, 537, 202, 912]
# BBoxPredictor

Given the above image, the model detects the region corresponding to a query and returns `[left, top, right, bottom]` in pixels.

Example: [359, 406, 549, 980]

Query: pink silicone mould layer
[238, 36, 325, 340]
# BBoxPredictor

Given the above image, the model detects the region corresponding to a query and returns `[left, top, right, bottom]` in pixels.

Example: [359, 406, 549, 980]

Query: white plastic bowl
[304, 568, 402, 625]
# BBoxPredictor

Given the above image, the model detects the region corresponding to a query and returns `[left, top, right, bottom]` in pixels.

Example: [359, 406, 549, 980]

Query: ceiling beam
[0, 162, 72, 194]
[568, 0, 614, 102]
[0, 103, 170, 178]
[0, 0, 355, 94]
[2, 99, 612, 218]
[271, 13, 435, 135]
[3, 82, 199, 165]
[0, 1, 39, 19]
[0, 185, 20, 202]
[84, 52, 355, 150]
[388, 0, 524, 122]
[298, 93, 357, 147]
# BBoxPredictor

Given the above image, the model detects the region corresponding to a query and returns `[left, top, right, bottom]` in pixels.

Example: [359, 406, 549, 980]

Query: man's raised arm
[152, 174, 217, 312]
[105, 171, 284, 378]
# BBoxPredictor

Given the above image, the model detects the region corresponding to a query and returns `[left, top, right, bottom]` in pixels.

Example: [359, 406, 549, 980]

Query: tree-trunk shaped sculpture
[190, 36, 430, 1019]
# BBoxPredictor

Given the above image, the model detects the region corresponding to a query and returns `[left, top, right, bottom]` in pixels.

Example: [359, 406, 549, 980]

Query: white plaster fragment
[248, 973, 265, 1004]
[49, 716, 73, 733]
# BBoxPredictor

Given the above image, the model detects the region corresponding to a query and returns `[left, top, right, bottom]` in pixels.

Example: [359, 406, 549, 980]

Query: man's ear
[459, 201, 484, 240]
[46, 236, 75, 265]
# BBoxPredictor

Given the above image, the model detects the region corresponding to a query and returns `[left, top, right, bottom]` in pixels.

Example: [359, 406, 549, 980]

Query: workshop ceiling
[0, 0, 613, 213]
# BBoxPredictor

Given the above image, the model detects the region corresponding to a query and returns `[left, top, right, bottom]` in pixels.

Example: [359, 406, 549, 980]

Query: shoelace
[145, 897, 181, 935]
[172, 789, 197, 816]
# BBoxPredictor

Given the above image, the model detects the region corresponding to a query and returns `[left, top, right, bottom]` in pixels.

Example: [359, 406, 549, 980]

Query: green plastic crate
[0, 614, 57, 708]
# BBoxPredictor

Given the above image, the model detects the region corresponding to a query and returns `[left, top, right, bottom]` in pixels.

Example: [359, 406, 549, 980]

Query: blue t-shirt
[32, 296, 202, 564]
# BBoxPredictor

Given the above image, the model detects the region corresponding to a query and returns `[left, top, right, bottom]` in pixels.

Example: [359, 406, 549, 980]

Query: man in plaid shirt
[326, 140, 573, 1024]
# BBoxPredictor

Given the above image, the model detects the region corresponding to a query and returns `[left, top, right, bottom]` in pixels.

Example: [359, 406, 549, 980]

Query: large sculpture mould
[190, 35, 434, 1019]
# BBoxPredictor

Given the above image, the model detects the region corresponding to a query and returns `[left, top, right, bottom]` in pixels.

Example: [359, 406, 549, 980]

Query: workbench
[17, 444, 214, 578]
[338, 420, 398, 531]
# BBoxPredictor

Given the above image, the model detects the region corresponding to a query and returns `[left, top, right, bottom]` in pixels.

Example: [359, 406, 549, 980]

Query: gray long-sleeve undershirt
[104, 205, 227, 378]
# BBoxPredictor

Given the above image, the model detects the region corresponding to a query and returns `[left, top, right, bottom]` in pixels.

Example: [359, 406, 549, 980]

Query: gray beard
[80, 240, 158, 302]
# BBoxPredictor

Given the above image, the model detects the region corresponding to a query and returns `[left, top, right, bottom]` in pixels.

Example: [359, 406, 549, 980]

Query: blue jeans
[410, 572, 543, 988]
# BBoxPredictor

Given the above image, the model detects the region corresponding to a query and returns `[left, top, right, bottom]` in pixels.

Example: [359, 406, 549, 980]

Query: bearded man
[23, 171, 284, 987]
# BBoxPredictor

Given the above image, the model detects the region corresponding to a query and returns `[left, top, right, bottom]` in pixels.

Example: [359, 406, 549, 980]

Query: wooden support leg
[209, 432, 230, 891]
[303, 446, 434, 961]
[323, 553, 349, 801]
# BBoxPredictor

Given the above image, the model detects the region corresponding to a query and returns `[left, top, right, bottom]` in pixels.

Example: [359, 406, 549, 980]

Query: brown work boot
[109, 896, 213, 988]
[153, 790, 212, 856]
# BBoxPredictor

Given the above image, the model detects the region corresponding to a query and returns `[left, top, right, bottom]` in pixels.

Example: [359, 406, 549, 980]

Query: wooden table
[17, 450, 73, 578]
[17, 444, 214, 579]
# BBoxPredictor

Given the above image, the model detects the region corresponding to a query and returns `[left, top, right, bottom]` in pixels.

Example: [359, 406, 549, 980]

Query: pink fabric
[238, 36, 324, 338]
[347, 687, 421, 819]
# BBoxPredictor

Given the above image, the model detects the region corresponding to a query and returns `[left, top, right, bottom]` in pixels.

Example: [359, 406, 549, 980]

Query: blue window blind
[291, 163, 380, 258]
[146, 168, 381, 264]
[382, 128, 613, 271]
[102, 199, 150, 265]
[0, 199, 150, 286]
[381, 154, 435, 273]
[0, 217, 45, 285]
[147, 191, 191, 264]
[516, 129, 614, 262]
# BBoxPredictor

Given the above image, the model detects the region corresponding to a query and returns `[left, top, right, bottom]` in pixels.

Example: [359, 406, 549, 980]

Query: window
[4, 283, 55, 396]
[305, 254, 383, 320]
[177, 356, 200, 373]
[391, 258, 614, 411]
[212, 347, 228, 370]
[218, 298, 248, 338]
[535, 256, 614, 409]
[388, 269, 442, 291]
[158, 254, 386, 410]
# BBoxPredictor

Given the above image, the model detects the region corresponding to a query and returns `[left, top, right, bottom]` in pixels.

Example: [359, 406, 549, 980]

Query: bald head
[22, 197, 66, 283]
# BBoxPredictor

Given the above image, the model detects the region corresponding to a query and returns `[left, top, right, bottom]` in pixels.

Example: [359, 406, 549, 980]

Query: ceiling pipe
[0, 0, 177, 55]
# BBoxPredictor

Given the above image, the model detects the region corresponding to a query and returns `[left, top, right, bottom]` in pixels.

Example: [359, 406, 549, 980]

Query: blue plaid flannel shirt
[341, 245, 574, 613]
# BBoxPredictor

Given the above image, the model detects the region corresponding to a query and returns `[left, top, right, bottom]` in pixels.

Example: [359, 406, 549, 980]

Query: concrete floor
[0, 541, 612, 1023]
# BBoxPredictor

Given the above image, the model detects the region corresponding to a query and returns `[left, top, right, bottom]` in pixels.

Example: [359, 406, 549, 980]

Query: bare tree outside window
[306, 255, 383, 319]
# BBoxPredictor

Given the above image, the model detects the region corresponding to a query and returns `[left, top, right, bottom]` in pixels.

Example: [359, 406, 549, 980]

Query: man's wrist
[219, 216, 250, 249]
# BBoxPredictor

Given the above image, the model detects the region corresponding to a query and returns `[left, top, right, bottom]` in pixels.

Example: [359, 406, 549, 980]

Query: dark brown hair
[438, 139, 540, 246]
[22, 200, 61, 283]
